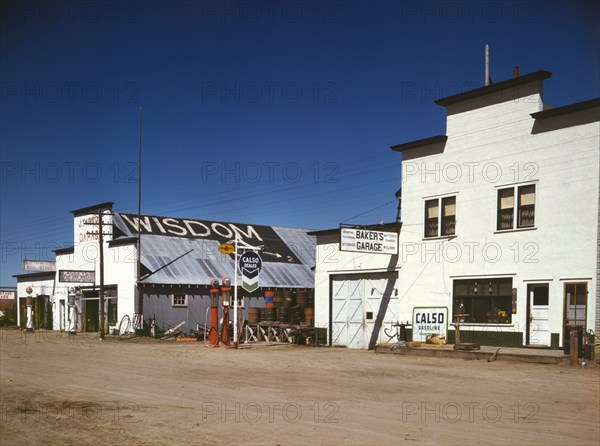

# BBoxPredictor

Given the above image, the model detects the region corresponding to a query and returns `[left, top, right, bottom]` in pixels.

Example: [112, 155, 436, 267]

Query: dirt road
[1, 329, 598, 445]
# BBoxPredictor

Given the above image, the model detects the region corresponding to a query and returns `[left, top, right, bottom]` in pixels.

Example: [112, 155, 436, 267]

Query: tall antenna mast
[485, 44, 490, 86]
[136, 107, 143, 321]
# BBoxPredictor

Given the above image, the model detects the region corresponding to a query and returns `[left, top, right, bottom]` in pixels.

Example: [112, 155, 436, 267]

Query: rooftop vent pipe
[485, 44, 490, 86]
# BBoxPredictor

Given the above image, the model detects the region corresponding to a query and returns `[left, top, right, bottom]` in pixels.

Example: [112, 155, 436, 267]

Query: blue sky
[1, 0, 599, 285]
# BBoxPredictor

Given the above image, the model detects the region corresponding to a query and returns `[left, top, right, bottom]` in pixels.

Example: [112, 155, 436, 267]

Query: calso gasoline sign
[412, 307, 448, 342]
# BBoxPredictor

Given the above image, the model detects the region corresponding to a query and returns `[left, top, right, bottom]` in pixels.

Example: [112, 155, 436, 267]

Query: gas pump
[220, 277, 231, 348]
[25, 286, 33, 331]
[67, 287, 79, 334]
[209, 279, 220, 347]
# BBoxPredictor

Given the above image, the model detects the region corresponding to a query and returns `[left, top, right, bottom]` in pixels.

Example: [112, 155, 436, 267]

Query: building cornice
[390, 135, 447, 152]
[434, 70, 552, 107]
[530, 97, 600, 120]
[70, 202, 114, 217]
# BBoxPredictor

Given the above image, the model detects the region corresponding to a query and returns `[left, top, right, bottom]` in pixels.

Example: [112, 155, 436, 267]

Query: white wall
[399, 90, 599, 344]
[53, 252, 84, 330]
[104, 243, 137, 326]
[51, 209, 138, 331]
[313, 233, 399, 334]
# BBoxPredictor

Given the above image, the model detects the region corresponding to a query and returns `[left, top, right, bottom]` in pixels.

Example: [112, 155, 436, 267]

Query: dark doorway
[19, 298, 26, 329]
[85, 300, 99, 332]
[564, 282, 587, 328]
[34, 295, 52, 329]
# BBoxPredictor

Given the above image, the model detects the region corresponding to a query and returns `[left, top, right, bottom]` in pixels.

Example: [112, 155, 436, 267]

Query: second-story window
[441, 196, 456, 236]
[518, 185, 536, 228]
[497, 184, 535, 231]
[425, 196, 456, 238]
[425, 199, 439, 237]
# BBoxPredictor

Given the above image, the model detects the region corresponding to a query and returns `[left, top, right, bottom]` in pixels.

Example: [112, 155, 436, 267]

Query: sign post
[231, 237, 263, 348]
[233, 234, 239, 346]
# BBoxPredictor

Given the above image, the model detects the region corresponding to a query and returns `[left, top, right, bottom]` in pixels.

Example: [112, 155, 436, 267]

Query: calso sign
[239, 251, 262, 293]
[412, 307, 448, 342]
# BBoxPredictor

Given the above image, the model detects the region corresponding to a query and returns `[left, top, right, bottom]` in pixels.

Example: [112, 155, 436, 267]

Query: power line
[341, 200, 397, 224]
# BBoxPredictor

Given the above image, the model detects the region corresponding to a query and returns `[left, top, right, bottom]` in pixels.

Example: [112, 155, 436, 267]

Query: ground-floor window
[172, 294, 188, 307]
[453, 278, 513, 324]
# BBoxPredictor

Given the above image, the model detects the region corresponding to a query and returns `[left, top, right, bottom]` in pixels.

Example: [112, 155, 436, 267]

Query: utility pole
[99, 212, 105, 340]
[136, 107, 143, 322]
[86, 210, 113, 340]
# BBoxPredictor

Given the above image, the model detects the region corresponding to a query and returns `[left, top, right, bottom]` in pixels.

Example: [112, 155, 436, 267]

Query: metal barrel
[248, 308, 261, 324]
[295, 291, 308, 308]
[263, 307, 276, 321]
[276, 306, 289, 323]
[304, 307, 314, 326]
[289, 306, 304, 325]
[265, 290, 274, 308]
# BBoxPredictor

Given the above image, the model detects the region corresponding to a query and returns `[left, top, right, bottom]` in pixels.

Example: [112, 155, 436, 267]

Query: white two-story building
[313, 70, 600, 354]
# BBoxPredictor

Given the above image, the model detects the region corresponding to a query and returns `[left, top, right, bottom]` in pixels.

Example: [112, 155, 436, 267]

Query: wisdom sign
[412, 307, 448, 342]
[340, 228, 398, 255]
[239, 251, 262, 293]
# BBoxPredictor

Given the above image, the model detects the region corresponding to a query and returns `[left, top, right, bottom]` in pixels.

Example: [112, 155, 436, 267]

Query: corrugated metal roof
[112, 213, 315, 288]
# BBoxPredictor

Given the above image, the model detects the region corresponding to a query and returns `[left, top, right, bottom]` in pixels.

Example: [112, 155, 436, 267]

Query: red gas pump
[209, 279, 220, 347]
[220, 277, 231, 348]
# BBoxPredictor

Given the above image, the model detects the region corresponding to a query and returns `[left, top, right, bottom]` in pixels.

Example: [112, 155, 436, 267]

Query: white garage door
[332, 272, 398, 349]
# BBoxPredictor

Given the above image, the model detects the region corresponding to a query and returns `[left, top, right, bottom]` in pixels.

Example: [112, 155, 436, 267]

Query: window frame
[424, 199, 439, 238]
[517, 184, 535, 228]
[172, 294, 189, 308]
[424, 195, 456, 238]
[453, 278, 513, 325]
[496, 183, 536, 231]
[441, 196, 456, 236]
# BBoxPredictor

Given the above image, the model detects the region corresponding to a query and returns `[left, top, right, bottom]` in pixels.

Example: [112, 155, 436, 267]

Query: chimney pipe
[485, 44, 490, 86]
[513, 66, 519, 78]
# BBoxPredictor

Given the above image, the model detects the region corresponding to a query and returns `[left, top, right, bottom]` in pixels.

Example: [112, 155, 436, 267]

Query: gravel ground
[1, 329, 598, 445]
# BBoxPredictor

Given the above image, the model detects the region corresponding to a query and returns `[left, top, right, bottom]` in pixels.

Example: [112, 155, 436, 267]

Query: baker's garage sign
[412, 307, 448, 342]
[340, 228, 398, 254]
